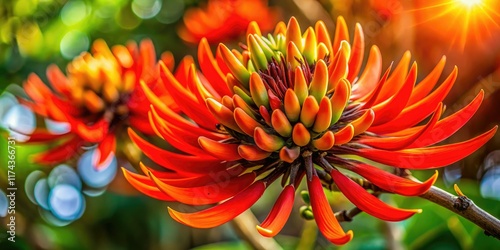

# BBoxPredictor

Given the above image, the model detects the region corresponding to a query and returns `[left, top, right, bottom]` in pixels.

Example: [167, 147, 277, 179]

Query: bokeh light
[48, 184, 85, 221]
[47, 165, 82, 191]
[34, 178, 50, 210]
[44, 119, 71, 135]
[1, 103, 36, 142]
[25, 170, 47, 205]
[155, 0, 184, 24]
[61, 0, 90, 26]
[60, 30, 90, 59]
[77, 149, 118, 189]
[131, 0, 162, 19]
[480, 150, 500, 200]
[0, 189, 8, 217]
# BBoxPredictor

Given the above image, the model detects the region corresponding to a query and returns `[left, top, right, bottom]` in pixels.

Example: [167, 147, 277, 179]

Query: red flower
[124, 17, 496, 244]
[20, 39, 175, 167]
[178, 0, 280, 44]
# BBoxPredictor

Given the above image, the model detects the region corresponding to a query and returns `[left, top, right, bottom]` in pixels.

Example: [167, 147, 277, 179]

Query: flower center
[67, 52, 132, 128]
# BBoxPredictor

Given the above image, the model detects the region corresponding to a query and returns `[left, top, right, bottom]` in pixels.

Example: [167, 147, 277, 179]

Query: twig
[327, 175, 500, 240]
[231, 210, 283, 250]
[335, 207, 363, 222]
[418, 184, 500, 240]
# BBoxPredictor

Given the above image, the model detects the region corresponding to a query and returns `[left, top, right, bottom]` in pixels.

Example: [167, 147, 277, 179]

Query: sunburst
[408, 0, 500, 50]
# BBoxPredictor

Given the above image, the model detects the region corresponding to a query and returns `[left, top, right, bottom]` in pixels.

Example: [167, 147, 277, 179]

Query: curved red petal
[159, 61, 219, 130]
[351, 46, 382, 99]
[347, 164, 438, 196]
[168, 181, 266, 228]
[330, 169, 421, 221]
[371, 62, 416, 125]
[198, 136, 242, 161]
[96, 134, 116, 167]
[31, 136, 82, 165]
[257, 185, 295, 237]
[307, 175, 353, 245]
[128, 128, 230, 174]
[198, 38, 232, 96]
[356, 126, 497, 169]
[368, 67, 457, 134]
[155, 165, 245, 188]
[121, 168, 174, 201]
[408, 56, 446, 106]
[150, 171, 256, 205]
[358, 103, 443, 150]
[24, 128, 68, 143]
[407, 90, 484, 148]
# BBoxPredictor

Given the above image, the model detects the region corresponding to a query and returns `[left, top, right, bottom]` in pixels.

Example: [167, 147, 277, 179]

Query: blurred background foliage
[0, 0, 500, 249]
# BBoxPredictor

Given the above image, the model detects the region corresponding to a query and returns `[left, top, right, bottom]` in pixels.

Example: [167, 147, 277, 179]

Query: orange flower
[124, 17, 496, 245]
[178, 0, 280, 44]
[20, 39, 175, 167]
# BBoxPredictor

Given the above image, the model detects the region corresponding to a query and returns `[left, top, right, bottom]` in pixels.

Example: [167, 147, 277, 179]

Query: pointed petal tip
[330, 230, 354, 245]
[256, 225, 274, 237]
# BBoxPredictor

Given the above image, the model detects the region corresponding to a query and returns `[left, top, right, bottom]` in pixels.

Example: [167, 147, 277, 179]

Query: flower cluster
[178, 0, 280, 44]
[20, 39, 174, 167]
[123, 17, 496, 244]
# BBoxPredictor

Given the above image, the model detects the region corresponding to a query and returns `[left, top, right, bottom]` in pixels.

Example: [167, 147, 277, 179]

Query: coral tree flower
[20, 39, 175, 167]
[178, 0, 280, 44]
[124, 17, 497, 245]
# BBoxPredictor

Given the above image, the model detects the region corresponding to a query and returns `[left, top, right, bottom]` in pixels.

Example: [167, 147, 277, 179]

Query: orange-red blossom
[20, 39, 175, 168]
[124, 17, 496, 244]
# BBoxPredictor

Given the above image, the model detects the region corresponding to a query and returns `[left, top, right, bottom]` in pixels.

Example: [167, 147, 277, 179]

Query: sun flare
[409, 0, 500, 50]
[459, 0, 482, 8]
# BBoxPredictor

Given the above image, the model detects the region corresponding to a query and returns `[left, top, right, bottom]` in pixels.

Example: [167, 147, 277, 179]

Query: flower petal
[31, 136, 82, 165]
[368, 66, 457, 134]
[307, 175, 353, 245]
[238, 144, 272, 161]
[346, 23, 365, 82]
[408, 56, 446, 106]
[346, 164, 438, 196]
[257, 185, 295, 237]
[198, 38, 232, 96]
[358, 103, 443, 150]
[206, 98, 244, 133]
[254, 127, 285, 152]
[24, 128, 68, 143]
[351, 46, 382, 99]
[371, 62, 416, 125]
[150, 171, 256, 205]
[330, 169, 421, 221]
[121, 168, 174, 201]
[356, 126, 497, 169]
[168, 181, 266, 228]
[198, 136, 242, 161]
[407, 90, 484, 148]
[96, 133, 116, 167]
[128, 128, 230, 174]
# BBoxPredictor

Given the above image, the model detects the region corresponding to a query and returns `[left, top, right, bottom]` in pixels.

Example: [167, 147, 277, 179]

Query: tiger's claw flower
[178, 0, 280, 44]
[125, 17, 496, 245]
[20, 39, 174, 167]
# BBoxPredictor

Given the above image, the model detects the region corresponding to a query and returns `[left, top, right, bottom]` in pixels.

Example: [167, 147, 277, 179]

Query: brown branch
[419, 184, 500, 240]
[328, 175, 500, 240]
[335, 207, 363, 222]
